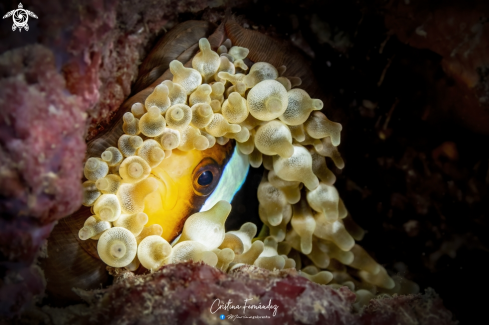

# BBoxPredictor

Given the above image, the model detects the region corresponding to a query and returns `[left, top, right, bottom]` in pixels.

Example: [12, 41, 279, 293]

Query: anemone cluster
[80, 37, 417, 305]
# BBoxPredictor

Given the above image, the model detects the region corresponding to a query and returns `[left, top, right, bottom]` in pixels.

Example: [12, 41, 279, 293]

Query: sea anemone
[57, 32, 420, 308]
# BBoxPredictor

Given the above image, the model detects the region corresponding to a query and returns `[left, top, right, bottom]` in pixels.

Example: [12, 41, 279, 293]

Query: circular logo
[2, 3, 38, 32]
[13, 10, 27, 26]
[220, 314, 225, 320]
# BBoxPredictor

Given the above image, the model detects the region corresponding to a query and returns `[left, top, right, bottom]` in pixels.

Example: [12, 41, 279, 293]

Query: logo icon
[220, 314, 225, 320]
[2, 3, 38, 32]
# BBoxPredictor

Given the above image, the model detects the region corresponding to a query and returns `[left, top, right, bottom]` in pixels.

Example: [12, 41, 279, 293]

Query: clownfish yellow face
[143, 141, 249, 242]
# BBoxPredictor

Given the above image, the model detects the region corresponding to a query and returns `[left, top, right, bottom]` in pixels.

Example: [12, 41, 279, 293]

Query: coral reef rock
[29, 262, 455, 325]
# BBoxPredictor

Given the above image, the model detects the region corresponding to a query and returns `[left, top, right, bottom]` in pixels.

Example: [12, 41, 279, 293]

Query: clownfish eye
[192, 158, 221, 196]
[197, 170, 213, 186]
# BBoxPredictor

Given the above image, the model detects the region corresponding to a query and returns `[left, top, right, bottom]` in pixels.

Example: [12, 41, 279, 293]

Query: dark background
[1, 0, 488, 323]
[222, 1, 489, 324]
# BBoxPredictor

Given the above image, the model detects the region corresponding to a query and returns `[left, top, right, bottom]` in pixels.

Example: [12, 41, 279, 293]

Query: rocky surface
[0, 44, 86, 316]
[0, 0, 241, 318]
[21, 262, 454, 325]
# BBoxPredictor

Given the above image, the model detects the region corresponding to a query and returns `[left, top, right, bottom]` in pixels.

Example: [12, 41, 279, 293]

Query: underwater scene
[1, 0, 488, 324]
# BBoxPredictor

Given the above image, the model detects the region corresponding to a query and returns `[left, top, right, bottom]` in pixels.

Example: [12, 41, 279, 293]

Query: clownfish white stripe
[200, 145, 250, 212]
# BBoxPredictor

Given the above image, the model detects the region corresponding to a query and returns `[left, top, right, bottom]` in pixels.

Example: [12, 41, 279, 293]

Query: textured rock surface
[25, 262, 454, 325]
[0, 44, 85, 229]
[0, 0, 239, 318]
[0, 44, 86, 316]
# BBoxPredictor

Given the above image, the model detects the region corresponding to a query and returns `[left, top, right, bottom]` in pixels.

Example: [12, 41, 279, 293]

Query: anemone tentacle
[43, 21, 419, 308]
